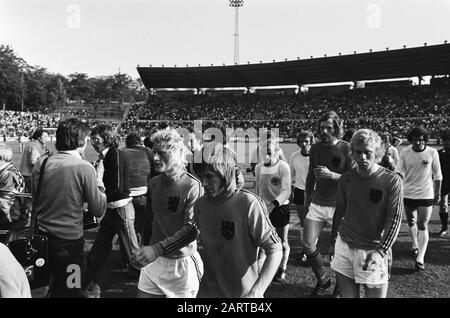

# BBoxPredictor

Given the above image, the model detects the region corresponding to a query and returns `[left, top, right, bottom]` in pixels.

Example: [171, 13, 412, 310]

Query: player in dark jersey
[304, 110, 354, 297]
[330, 129, 403, 298]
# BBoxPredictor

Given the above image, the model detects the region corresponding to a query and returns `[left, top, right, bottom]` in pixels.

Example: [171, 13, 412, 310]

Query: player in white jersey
[289, 130, 314, 265]
[255, 135, 291, 283]
[398, 127, 442, 271]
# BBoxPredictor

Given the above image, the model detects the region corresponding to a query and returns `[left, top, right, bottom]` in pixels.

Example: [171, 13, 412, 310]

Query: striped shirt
[333, 166, 403, 253]
[149, 172, 203, 258]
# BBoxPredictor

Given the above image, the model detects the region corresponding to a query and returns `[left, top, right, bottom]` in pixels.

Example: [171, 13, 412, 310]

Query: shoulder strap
[28, 156, 49, 236]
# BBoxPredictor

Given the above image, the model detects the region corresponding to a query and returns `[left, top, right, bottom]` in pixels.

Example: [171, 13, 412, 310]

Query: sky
[1, 0, 449, 80]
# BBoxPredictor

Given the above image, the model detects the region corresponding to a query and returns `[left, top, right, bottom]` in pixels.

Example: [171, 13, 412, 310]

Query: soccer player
[304, 110, 354, 297]
[397, 126, 442, 271]
[436, 130, 450, 236]
[255, 134, 291, 282]
[132, 129, 204, 298]
[195, 145, 282, 297]
[289, 130, 314, 265]
[330, 129, 403, 298]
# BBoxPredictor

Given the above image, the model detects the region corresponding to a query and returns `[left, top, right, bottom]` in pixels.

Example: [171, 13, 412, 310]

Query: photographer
[31, 119, 106, 298]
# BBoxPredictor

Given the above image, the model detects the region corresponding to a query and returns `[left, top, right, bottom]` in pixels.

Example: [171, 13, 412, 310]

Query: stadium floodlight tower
[229, 0, 244, 65]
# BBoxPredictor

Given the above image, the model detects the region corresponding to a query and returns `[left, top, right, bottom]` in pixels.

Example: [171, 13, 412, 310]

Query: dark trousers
[38, 230, 86, 298]
[85, 202, 139, 285]
[132, 195, 148, 245]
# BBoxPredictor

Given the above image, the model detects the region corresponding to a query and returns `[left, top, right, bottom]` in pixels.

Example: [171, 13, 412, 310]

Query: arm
[83, 165, 107, 218]
[244, 196, 282, 298]
[364, 174, 404, 270]
[289, 154, 296, 187]
[304, 148, 316, 209]
[29, 145, 41, 167]
[377, 174, 404, 254]
[273, 162, 291, 205]
[255, 164, 261, 195]
[432, 149, 443, 204]
[392, 147, 400, 168]
[329, 176, 347, 259]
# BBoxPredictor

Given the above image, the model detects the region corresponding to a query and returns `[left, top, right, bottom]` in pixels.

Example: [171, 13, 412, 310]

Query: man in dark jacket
[84, 125, 139, 297]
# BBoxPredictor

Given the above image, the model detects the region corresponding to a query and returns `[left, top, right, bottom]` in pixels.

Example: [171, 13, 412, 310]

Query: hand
[243, 289, 263, 298]
[362, 250, 383, 272]
[313, 165, 335, 180]
[131, 246, 158, 268]
[328, 243, 335, 262]
[434, 194, 441, 205]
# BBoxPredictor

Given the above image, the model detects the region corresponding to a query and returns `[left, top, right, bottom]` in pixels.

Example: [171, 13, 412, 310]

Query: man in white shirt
[289, 130, 314, 265]
[398, 126, 442, 271]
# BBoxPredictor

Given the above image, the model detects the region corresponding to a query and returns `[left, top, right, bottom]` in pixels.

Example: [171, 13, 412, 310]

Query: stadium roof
[137, 43, 450, 89]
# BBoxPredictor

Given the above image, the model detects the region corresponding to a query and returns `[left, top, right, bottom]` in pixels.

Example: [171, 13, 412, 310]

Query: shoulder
[379, 167, 402, 184]
[149, 175, 162, 187]
[290, 150, 300, 159]
[184, 172, 202, 190]
[336, 140, 351, 151]
[239, 189, 265, 207]
[278, 160, 290, 170]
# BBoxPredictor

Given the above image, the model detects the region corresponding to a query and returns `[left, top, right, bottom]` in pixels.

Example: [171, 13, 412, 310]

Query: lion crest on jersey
[220, 221, 235, 240]
[331, 156, 341, 168]
[271, 176, 281, 186]
[167, 196, 180, 213]
[369, 188, 383, 203]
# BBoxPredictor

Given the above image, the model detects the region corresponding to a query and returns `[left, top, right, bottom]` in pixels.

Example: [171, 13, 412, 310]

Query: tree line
[0, 45, 148, 112]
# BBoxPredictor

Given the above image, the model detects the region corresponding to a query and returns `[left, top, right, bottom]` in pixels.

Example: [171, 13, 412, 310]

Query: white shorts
[331, 236, 390, 287]
[306, 203, 335, 225]
[138, 251, 204, 298]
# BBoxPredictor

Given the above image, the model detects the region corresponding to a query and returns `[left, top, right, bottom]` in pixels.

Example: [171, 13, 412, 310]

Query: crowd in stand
[122, 85, 450, 140]
[2, 84, 450, 141]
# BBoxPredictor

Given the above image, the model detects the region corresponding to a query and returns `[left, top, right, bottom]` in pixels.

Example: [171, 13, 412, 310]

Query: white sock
[417, 230, 429, 264]
[409, 225, 419, 250]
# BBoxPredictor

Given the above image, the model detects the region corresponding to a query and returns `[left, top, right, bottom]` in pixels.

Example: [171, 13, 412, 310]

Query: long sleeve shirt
[194, 189, 282, 298]
[149, 172, 203, 258]
[32, 152, 107, 240]
[332, 167, 403, 253]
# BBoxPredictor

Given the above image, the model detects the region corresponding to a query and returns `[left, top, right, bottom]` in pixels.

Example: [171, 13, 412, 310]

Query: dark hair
[55, 118, 90, 151]
[380, 132, 392, 140]
[125, 131, 142, 147]
[31, 128, 44, 140]
[296, 130, 315, 146]
[406, 126, 429, 143]
[317, 110, 343, 138]
[143, 136, 153, 148]
[90, 124, 119, 148]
